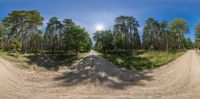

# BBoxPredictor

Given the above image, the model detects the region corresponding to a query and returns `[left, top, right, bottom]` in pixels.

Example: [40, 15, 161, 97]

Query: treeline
[94, 16, 194, 53]
[0, 10, 198, 55]
[0, 10, 92, 54]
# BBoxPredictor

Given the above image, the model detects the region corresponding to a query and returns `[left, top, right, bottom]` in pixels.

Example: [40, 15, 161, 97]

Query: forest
[94, 16, 196, 53]
[0, 10, 92, 55]
[0, 10, 199, 55]
[0, 10, 200, 70]
[2, 0, 200, 98]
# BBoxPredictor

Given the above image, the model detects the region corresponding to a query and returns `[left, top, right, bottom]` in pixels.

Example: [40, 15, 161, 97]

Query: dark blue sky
[1, 0, 200, 41]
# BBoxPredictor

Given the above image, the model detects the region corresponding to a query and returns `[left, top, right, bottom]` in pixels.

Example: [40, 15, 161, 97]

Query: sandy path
[0, 50, 200, 99]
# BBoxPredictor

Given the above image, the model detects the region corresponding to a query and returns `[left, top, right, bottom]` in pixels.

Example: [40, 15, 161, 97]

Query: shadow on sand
[54, 55, 154, 89]
[25, 54, 78, 71]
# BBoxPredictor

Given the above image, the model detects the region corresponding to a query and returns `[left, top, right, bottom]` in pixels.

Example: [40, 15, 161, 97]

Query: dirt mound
[54, 55, 152, 89]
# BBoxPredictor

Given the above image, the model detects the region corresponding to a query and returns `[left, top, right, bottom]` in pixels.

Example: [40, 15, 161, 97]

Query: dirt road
[0, 50, 200, 99]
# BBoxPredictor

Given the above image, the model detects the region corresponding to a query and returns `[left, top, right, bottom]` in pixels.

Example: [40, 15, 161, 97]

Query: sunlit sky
[1, 0, 200, 41]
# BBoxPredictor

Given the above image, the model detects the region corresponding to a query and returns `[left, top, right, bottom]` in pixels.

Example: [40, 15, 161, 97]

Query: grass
[196, 50, 200, 53]
[0, 50, 186, 71]
[102, 50, 186, 70]
[0, 51, 89, 70]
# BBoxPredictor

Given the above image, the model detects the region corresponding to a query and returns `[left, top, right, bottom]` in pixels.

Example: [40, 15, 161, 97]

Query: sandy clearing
[0, 50, 200, 99]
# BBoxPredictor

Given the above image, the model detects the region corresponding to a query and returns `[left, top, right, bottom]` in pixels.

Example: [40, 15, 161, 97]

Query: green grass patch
[102, 50, 185, 70]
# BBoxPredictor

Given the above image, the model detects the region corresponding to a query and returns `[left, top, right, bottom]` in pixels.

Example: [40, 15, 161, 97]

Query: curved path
[0, 50, 200, 99]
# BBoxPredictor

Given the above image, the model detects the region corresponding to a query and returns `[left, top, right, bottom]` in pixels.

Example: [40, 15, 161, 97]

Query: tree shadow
[25, 54, 79, 71]
[54, 55, 154, 89]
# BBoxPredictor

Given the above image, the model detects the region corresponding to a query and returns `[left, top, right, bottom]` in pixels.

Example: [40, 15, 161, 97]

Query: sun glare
[96, 24, 104, 31]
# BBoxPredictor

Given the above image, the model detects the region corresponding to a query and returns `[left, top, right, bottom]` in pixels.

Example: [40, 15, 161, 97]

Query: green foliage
[80, 32, 92, 52]
[169, 18, 189, 34]
[10, 40, 22, 57]
[93, 30, 114, 52]
[142, 18, 169, 50]
[44, 17, 62, 53]
[142, 18, 158, 50]
[102, 50, 185, 70]
[63, 19, 92, 54]
[184, 38, 194, 49]
[10, 40, 22, 52]
[113, 16, 141, 50]
[195, 23, 200, 49]
[0, 10, 199, 72]
[0, 21, 12, 50]
[0, 21, 5, 49]
[1, 10, 92, 55]
[94, 16, 141, 53]
[169, 18, 189, 49]
[2, 10, 43, 52]
[0, 10, 197, 66]
[142, 18, 190, 50]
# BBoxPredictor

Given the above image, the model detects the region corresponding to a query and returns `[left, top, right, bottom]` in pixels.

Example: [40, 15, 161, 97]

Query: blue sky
[1, 0, 200, 41]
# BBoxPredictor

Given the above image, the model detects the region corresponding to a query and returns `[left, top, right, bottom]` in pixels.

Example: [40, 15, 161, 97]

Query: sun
[96, 24, 104, 31]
